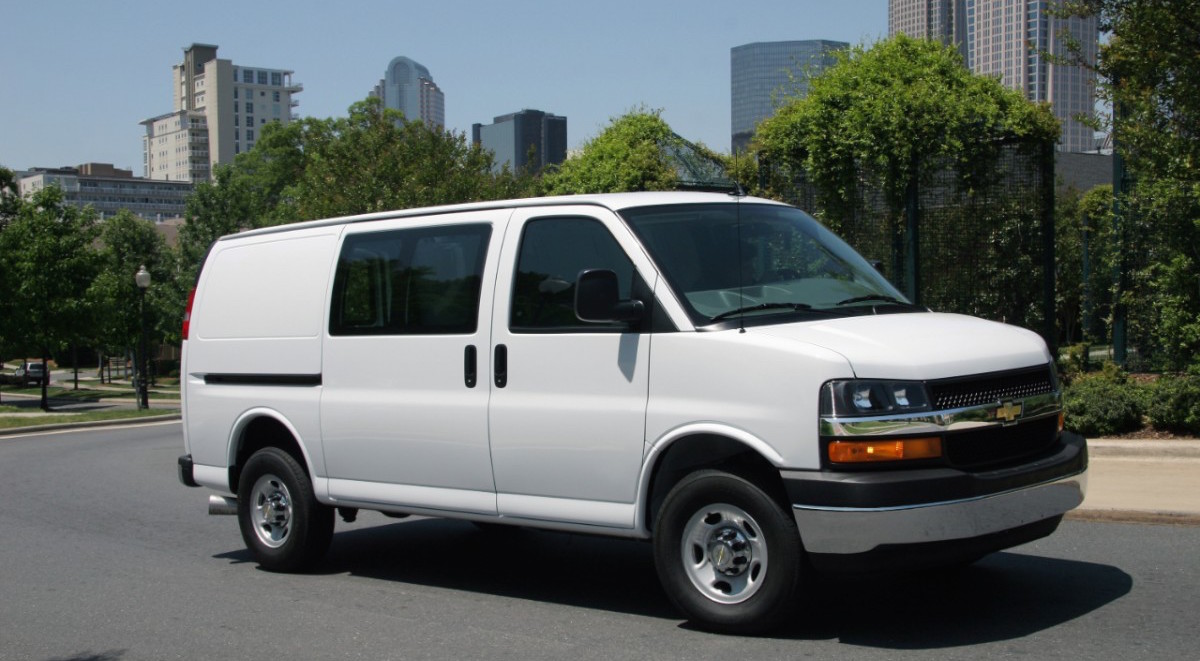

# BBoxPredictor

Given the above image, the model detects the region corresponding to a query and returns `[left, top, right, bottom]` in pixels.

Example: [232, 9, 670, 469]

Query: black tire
[653, 470, 803, 634]
[237, 447, 334, 572]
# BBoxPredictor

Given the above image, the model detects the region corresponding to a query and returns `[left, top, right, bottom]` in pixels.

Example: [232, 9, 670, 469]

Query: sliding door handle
[464, 345, 477, 388]
[494, 344, 507, 388]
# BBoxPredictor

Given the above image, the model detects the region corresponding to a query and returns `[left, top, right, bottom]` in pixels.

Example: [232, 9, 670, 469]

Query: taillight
[182, 288, 196, 340]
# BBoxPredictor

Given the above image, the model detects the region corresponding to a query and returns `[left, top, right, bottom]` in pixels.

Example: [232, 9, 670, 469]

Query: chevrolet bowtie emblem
[995, 400, 1023, 424]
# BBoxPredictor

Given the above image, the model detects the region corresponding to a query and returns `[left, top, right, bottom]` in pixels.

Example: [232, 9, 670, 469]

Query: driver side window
[510, 216, 634, 332]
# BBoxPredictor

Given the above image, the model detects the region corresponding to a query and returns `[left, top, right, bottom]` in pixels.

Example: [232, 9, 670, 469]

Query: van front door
[489, 208, 656, 529]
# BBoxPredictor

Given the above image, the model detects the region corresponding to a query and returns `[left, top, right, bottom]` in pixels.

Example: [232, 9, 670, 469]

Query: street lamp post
[135, 265, 151, 410]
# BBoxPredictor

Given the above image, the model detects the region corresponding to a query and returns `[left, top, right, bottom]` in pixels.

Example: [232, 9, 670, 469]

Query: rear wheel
[237, 447, 334, 572]
[653, 470, 803, 634]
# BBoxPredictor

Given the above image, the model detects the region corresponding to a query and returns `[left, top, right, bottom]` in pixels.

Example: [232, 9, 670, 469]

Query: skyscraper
[370, 56, 445, 128]
[888, 1, 1099, 152]
[472, 110, 567, 173]
[140, 44, 302, 182]
[888, 0, 968, 60]
[730, 40, 848, 153]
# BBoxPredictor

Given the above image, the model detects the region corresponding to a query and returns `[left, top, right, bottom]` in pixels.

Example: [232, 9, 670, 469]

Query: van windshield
[619, 203, 922, 327]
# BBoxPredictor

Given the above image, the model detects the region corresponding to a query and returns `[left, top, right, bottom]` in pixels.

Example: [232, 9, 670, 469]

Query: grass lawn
[0, 385, 179, 401]
[0, 407, 179, 431]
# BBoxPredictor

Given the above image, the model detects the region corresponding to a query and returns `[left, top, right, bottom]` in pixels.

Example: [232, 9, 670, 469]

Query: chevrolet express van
[178, 191, 1087, 633]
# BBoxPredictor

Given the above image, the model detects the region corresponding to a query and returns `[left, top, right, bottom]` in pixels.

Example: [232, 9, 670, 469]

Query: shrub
[1144, 374, 1200, 435]
[1063, 369, 1145, 437]
[1060, 342, 1092, 378]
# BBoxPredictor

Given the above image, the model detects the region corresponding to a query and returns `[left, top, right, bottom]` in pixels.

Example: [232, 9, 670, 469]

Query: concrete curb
[0, 413, 181, 437]
[1087, 438, 1200, 458]
[1066, 509, 1200, 526]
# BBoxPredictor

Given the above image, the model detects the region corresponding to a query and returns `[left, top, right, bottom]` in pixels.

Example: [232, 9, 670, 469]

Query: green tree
[280, 100, 525, 220]
[1057, 1, 1200, 369]
[90, 210, 172, 375]
[0, 166, 19, 229]
[0, 167, 21, 375]
[1056, 185, 1116, 345]
[0, 186, 99, 409]
[755, 35, 1059, 227]
[543, 109, 721, 194]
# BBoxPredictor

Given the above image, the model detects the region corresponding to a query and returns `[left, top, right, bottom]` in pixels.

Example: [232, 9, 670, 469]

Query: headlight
[820, 380, 931, 417]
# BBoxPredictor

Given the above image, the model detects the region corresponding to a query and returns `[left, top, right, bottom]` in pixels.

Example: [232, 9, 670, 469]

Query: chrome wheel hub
[681, 503, 768, 604]
[250, 474, 293, 549]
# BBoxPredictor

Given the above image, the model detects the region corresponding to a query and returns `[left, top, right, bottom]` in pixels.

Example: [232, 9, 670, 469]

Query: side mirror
[575, 269, 645, 323]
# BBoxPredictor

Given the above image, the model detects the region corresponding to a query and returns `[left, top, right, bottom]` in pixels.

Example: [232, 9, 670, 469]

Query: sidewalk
[1070, 439, 1200, 525]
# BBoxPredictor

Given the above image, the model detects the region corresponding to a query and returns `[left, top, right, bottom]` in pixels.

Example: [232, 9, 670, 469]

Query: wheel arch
[637, 425, 790, 536]
[226, 408, 315, 493]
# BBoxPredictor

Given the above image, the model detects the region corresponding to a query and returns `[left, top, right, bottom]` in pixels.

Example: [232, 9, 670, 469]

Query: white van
[178, 191, 1087, 633]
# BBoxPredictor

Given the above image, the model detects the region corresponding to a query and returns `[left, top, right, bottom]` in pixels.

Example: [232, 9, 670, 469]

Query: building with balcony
[140, 43, 302, 182]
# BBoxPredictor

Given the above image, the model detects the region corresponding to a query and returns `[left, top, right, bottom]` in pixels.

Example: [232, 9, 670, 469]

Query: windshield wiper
[835, 295, 908, 307]
[710, 302, 813, 322]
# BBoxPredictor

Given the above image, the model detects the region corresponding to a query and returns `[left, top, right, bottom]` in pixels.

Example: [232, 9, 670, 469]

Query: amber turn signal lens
[1058, 412, 1065, 433]
[828, 437, 943, 463]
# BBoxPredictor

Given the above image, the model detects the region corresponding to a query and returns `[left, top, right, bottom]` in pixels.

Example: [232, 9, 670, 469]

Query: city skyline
[0, 0, 888, 172]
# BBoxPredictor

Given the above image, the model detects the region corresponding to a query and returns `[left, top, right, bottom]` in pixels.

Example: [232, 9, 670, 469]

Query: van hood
[754, 312, 1051, 380]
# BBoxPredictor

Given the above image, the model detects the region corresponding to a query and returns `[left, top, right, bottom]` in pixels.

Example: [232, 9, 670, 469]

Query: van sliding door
[320, 211, 507, 514]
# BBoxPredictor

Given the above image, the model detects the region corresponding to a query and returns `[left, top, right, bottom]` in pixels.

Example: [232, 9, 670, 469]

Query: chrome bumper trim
[819, 391, 1062, 437]
[792, 469, 1087, 555]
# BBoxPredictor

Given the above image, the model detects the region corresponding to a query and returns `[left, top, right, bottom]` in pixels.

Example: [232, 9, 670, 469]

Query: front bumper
[783, 432, 1087, 564]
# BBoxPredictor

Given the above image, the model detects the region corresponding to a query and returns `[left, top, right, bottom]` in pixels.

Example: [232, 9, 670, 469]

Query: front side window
[330, 224, 492, 335]
[620, 203, 919, 326]
[510, 216, 635, 332]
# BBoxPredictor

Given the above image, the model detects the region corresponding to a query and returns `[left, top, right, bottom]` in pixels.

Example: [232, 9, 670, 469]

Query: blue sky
[0, 0, 887, 173]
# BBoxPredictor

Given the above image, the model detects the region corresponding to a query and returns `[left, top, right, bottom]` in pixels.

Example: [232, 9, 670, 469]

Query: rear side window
[330, 224, 491, 335]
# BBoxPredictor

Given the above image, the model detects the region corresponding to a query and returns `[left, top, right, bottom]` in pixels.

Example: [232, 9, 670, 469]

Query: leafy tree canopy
[1058, 0, 1200, 369]
[177, 98, 534, 281]
[0, 186, 99, 407]
[0, 166, 19, 229]
[89, 210, 172, 354]
[543, 109, 722, 194]
[754, 35, 1059, 218]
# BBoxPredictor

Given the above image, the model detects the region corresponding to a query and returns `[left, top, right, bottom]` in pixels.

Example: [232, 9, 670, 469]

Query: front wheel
[653, 470, 804, 634]
[237, 447, 334, 572]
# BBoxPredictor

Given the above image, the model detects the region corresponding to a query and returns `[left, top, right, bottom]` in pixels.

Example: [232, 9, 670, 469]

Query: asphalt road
[1, 423, 1197, 661]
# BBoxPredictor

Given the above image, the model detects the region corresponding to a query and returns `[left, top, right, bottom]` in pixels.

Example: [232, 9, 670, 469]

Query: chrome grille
[928, 366, 1055, 410]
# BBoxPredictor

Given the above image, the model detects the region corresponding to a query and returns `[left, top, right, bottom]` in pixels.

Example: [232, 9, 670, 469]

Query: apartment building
[140, 43, 302, 182]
